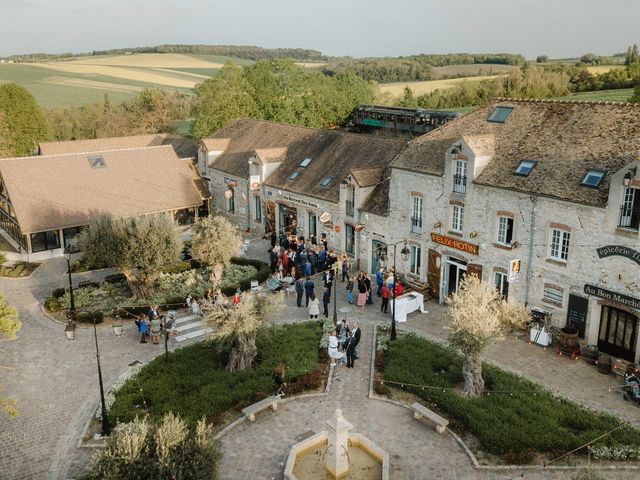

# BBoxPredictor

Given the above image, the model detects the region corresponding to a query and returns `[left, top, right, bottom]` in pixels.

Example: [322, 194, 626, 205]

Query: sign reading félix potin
[584, 284, 640, 310]
[596, 245, 640, 266]
[430, 233, 479, 255]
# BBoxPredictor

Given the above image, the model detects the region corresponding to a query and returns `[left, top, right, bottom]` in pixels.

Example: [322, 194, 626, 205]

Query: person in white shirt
[328, 330, 345, 366]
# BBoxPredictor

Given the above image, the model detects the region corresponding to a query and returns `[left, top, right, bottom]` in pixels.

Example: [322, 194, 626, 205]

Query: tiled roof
[0, 146, 203, 234]
[393, 99, 640, 206]
[205, 119, 407, 203]
[350, 167, 385, 187]
[39, 134, 199, 159]
[361, 179, 390, 216]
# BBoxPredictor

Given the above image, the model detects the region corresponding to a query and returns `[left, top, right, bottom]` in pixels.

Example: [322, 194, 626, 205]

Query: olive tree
[190, 216, 241, 287]
[447, 275, 529, 397]
[204, 293, 281, 372]
[0, 292, 20, 417]
[79, 214, 182, 299]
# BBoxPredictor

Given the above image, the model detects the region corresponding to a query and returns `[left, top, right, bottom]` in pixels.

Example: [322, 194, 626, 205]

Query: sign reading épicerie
[596, 245, 640, 266]
[584, 284, 640, 310]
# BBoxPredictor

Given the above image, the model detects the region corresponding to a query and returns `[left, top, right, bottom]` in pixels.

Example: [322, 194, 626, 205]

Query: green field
[553, 88, 635, 102]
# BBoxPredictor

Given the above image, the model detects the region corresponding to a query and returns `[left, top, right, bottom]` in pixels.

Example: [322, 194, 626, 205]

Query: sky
[1, 0, 638, 59]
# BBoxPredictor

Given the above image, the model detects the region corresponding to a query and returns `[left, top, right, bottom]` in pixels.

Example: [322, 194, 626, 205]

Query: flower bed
[377, 333, 640, 463]
[0, 261, 40, 277]
[109, 321, 324, 425]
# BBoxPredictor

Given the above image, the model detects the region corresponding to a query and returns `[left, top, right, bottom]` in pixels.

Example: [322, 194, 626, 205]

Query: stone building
[361, 99, 640, 363]
[198, 118, 406, 260]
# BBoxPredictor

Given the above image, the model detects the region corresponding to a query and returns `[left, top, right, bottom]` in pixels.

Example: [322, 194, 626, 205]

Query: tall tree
[204, 293, 281, 372]
[79, 215, 182, 299]
[192, 63, 258, 139]
[190, 216, 240, 286]
[447, 275, 529, 397]
[0, 292, 20, 417]
[0, 83, 50, 156]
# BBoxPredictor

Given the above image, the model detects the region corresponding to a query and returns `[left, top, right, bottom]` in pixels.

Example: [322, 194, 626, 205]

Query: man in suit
[346, 330, 356, 368]
[295, 277, 304, 307]
[322, 286, 331, 318]
[304, 276, 315, 307]
[351, 322, 361, 359]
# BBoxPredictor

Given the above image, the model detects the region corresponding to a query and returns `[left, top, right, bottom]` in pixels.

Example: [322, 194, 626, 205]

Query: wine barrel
[559, 326, 579, 348]
[583, 344, 599, 365]
[596, 354, 611, 374]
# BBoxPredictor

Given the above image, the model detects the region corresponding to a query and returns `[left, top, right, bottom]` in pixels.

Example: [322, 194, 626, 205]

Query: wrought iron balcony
[453, 174, 467, 194]
[618, 205, 640, 231]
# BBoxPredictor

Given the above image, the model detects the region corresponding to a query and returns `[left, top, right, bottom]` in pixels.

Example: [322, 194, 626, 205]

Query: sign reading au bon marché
[596, 245, 640, 266]
[584, 284, 640, 310]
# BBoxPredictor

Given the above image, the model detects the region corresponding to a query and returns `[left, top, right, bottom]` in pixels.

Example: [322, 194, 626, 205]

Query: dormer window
[515, 160, 535, 176]
[488, 106, 514, 123]
[453, 160, 467, 194]
[300, 158, 312, 168]
[288, 171, 300, 181]
[581, 170, 605, 187]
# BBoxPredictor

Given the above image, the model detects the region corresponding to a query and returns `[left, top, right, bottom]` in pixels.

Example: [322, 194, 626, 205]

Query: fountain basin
[284, 431, 389, 480]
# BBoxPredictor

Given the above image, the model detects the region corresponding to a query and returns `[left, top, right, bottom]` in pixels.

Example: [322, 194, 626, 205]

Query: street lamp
[390, 240, 410, 341]
[332, 265, 338, 323]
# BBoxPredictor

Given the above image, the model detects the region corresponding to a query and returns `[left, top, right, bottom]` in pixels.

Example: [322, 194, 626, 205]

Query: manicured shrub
[381, 335, 640, 459]
[44, 296, 63, 312]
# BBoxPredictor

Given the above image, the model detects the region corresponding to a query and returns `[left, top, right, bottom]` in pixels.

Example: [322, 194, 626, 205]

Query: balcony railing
[453, 174, 467, 194]
[618, 205, 640, 231]
[346, 200, 355, 217]
[411, 216, 422, 234]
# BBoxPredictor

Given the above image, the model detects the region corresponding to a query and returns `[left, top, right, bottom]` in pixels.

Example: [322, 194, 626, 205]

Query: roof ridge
[0, 144, 174, 162]
[495, 97, 640, 107]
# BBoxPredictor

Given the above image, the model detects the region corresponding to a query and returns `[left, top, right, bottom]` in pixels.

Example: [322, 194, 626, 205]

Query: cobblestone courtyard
[0, 237, 639, 479]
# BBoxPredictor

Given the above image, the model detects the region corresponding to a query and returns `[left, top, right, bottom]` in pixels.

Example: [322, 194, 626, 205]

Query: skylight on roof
[581, 170, 605, 187]
[321, 176, 333, 187]
[515, 160, 535, 176]
[87, 155, 106, 169]
[288, 171, 300, 181]
[300, 158, 312, 168]
[488, 106, 514, 123]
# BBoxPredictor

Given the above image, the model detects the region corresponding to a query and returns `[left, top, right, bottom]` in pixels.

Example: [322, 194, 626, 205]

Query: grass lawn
[379, 334, 640, 462]
[109, 321, 323, 425]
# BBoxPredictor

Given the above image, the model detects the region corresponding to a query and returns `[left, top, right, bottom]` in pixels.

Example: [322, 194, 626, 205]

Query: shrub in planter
[44, 296, 63, 312]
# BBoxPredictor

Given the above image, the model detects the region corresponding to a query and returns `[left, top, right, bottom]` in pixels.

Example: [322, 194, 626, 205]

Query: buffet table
[390, 292, 426, 322]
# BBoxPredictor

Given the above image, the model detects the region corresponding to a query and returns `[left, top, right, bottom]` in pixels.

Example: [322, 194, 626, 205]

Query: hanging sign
[596, 245, 640, 266]
[319, 211, 332, 223]
[250, 175, 261, 190]
[508, 259, 521, 282]
[430, 233, 479, 255]
[584, 284, 640, 310]
[355, 223, 365, 233]
[335, 225, 341, 233]
[224, 177, 238, 187]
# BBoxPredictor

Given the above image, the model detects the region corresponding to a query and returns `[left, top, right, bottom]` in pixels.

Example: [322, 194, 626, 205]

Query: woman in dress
[328, 330, 345, 366]
[356, 273, 367, 308]
[308, 293, 320, 319]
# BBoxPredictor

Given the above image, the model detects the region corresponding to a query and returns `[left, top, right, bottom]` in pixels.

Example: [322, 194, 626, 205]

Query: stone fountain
[284, 409, 389, 480]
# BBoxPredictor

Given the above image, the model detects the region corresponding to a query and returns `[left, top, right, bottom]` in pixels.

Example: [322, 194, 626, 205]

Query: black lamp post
[390, 240, 410, 341]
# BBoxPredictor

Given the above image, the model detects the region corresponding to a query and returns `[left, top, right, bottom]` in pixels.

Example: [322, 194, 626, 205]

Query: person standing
[304, 258, 312, 277]
[233, 289, 241, 306]
[273, 364, 287, 397]
[346, 275, 354, 305]
[308, 293, 320, 319]
[376, 267, 384, 297]
[346, 330, 356, 368]
[381, 283, 391, 313]
[322, 286, 331, 318]
[150, 316, 161, 345]
[324, 268, 334, 295]
[295, 277, 304, 307]
[351, 322, 361, 359]
[341, 255, 349, 282]
[365, 274, 373, 305]
[140, 317, 148, 344]
[318, 245, 327, 272]
[356, 274, 367, 308]
[304, 276, 315, 307]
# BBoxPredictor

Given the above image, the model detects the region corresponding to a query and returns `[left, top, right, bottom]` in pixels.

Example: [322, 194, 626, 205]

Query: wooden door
[427, 249, 441, 299]
[466, 263, 483, 282]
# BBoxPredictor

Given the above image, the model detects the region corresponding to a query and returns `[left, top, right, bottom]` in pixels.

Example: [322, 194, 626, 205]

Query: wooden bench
[410, 402, 449, 433]
[241, 396, 280, 422]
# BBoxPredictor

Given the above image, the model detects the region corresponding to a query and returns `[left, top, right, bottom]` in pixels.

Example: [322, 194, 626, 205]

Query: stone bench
[241, 395, 280, 422]
[410, 402, 449, 433]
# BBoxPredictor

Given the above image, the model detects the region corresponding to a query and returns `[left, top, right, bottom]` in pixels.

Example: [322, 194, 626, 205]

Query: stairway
[172, 312, 212, 343]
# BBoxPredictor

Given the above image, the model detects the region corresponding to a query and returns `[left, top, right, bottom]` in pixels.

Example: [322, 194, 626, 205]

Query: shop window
[550, 228, 570, 261]
[497, 216, 514, 246]
[494, 272, 509, 298]
[410, 244, 421, 275]
[30, 230, 60, 253]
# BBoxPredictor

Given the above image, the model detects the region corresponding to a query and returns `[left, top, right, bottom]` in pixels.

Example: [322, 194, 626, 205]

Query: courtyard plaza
[0, 234, 637, 479]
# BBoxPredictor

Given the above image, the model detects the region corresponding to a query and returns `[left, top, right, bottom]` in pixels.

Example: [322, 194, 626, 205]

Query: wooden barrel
[583, 345, 599, 365]
[596, 354, 611, 374]
[559, 327, 579, 348]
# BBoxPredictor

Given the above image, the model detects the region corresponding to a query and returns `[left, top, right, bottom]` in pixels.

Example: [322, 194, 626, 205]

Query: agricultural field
[379, 74, 506, 98]
[585, 65, 625, 74]
[553, 88, 635, 103]
[0, 53, 248, 108]
[430, 63, 517, 79]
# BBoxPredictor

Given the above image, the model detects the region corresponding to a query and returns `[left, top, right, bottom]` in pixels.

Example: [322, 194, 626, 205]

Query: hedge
[381, 335, 640, 461]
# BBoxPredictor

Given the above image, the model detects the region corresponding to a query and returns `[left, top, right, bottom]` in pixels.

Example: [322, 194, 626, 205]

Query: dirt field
[379, 75, 506, 97]
[586, 65, 625, 75]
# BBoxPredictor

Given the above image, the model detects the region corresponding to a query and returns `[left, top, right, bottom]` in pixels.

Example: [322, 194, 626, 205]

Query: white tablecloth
[390, 292, 426, 322]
